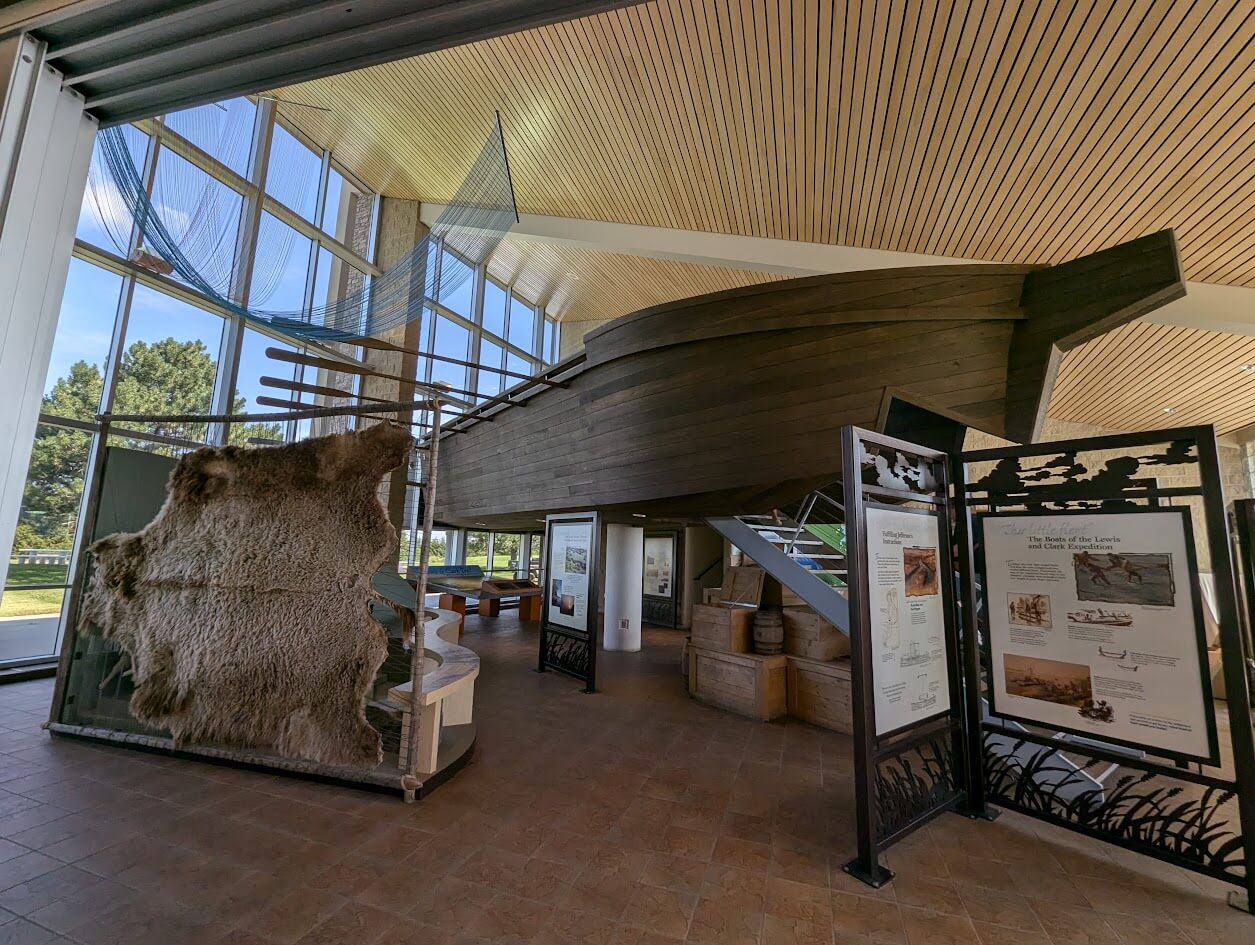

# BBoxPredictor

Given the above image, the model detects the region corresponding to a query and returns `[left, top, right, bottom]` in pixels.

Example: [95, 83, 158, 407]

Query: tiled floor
[0, 616, 1250, 944]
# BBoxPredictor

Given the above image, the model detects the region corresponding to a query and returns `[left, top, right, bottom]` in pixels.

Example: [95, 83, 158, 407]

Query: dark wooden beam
[1003, 229, 1185, 444]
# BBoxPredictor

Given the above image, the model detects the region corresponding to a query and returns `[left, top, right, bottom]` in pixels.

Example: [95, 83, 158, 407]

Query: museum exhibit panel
[0, 2, 1254, 942]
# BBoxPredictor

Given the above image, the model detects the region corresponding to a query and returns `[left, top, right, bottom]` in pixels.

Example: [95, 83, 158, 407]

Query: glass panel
[233, 328, 294, 446]
[482, 278, 508, 337]
[321, 165, 369, 243]
[477, 339, 504, 400]
[1, 423, 92, 660]
[310, 247, 368, 332]
[429, 530, 448, 566]
[430, 315, 469, 391]
[149, 147, 244, 293]
[508, 293, 537, 353]
[251, 211, 313, 309]
[492, 533, 522, 575]
[43, 259, 123, 411]
[77, 125, 149, 251]
[438, 248, 474, 318]
[506, 352, 535, 387]
[543, 318, 555, 364]
[464, 531, 490, 569]
[162, 97, 257, 177]
[113, 284, 225, 443]
[265, 121, 322, 222]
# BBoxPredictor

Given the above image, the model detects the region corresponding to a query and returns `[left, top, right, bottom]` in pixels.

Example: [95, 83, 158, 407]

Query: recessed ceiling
[487, 236, 783, 326]
[1050, 321, 1255, 436]
[270, 0, 1255, 297]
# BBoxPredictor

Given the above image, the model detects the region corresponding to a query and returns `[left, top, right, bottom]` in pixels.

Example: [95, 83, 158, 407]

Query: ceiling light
[1162, 407, 1176, 414]
[1243, 364, 1255, 372]
[632, 513, 646, 518]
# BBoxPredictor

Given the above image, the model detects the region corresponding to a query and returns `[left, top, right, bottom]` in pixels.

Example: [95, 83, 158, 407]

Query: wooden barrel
[753, 607, 784, 655]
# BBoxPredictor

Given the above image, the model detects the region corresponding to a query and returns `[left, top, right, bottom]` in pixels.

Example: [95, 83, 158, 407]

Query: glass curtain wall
[1, 99, 378, 667]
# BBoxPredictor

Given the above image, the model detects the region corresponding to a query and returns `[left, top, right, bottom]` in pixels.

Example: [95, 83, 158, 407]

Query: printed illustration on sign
[1072, 551, 1175, 607]
[903, 546, 939, 596]
[1008, 593, 1052, 628]
[565, 545, 588, 575]
[1004, 653, 1092, 709]
[881, 587, 901, 650]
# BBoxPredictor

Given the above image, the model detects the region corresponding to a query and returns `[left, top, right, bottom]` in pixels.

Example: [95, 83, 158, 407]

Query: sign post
[841, 425, 968, 887]
[538, 511, 601, 692]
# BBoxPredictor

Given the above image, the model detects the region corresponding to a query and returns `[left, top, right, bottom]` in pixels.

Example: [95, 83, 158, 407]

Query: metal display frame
[841, 425, 971, 888]
[538, 510, 601, 693]
[956, 426, 1255, 913]
[641, 528, 681, 628]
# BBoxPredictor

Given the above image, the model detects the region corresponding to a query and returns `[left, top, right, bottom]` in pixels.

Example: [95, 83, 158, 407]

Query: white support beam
[0, 36, 97, 596]
[422, 204, 1255, 335]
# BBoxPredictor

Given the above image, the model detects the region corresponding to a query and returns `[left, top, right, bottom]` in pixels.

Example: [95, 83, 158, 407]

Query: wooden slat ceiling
[271, 0, 1255, 305]
[486, 236, 784, 326]
[1050, 321, 1255, 436]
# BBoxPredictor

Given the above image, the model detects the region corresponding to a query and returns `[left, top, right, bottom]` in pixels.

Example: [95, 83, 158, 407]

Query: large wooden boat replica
[435, 231, 1184, 528]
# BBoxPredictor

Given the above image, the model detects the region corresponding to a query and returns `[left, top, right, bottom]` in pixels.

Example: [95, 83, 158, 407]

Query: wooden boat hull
[435, 232, 1183, 528]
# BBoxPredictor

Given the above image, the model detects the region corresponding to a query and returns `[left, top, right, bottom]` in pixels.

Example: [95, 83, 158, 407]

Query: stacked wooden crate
[686, 566, 787, 721]
[686, 566, 852, 732]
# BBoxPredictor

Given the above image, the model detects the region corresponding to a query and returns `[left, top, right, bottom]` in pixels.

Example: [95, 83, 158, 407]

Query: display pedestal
[439, 593, 465, 634]
[519, 595, 542, 621]
[477, 597, 500, 617]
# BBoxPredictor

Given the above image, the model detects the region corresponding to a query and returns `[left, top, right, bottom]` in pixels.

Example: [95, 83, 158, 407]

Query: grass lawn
[465, 553, 520, 573]
[2, 560, 69, 618]
[0, 587, 64, 618]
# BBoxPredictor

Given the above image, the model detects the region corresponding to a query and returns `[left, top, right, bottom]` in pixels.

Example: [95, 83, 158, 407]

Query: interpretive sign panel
[643, 535, 674, 598]
[547, 520, 594, 633]
[980, 509, 1217, 763]
[865, 504, 952, 735]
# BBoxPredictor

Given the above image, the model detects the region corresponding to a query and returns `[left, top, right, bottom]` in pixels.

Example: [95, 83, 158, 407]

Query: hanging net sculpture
[91, 111, 518, 345]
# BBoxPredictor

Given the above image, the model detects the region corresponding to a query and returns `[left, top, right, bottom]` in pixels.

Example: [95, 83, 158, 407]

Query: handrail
[422, 350, 590, 444]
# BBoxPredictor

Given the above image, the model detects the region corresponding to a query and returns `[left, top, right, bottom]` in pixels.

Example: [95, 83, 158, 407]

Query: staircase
[706, 488, 851, 636]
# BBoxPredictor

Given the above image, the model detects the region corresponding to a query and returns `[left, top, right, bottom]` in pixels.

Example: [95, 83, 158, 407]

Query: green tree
[17, 338, 283, 550]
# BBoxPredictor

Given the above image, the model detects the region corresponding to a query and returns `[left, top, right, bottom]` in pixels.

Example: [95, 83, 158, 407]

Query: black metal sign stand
[956, 426, 1255, 915]
[538, 511, 601, 693]
[841, 426, 970, 887]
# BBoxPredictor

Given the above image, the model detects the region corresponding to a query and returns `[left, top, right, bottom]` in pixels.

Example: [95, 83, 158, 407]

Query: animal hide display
[81, 423, 411, 767]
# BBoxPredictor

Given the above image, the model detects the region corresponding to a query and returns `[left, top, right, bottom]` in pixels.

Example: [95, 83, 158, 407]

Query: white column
[0, 36, 97, 594]
[603, 524, 643, 652]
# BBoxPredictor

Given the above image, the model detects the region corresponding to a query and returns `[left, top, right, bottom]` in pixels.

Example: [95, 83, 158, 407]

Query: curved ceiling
[269, 0, 1255, 298]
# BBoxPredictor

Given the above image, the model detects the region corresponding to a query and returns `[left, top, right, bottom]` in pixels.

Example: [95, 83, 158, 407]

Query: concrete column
[603, 524, 643, 651]
[362, 197, 428, 553]
[0, 36, 96, 594]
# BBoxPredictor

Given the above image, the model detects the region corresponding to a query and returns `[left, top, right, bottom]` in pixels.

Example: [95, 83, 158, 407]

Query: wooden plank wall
[436, 268, 1024, 526]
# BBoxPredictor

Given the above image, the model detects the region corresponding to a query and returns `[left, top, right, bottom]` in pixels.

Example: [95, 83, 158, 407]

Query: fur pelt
[81, 422, 411, 767]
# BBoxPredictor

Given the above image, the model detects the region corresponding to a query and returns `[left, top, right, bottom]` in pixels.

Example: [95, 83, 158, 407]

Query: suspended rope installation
[93, 111, 518, 345]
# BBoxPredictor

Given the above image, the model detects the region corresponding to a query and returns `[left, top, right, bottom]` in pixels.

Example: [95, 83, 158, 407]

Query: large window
[418, 242, 560, 413]
[0, 97, 378, 667]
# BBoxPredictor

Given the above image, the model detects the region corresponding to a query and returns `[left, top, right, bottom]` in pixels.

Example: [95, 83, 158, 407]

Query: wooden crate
[782, 607, 850, 661]
[690, 603, 756, 653]
[688, 645, 787, 721]
[702, 587, 722, 605]
[786, 656, 853, 733]
[719, 566, 766, 606]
